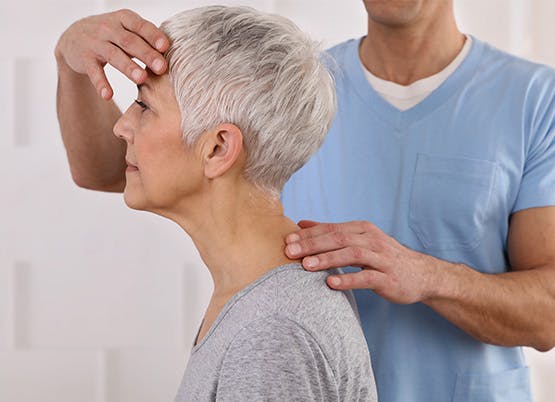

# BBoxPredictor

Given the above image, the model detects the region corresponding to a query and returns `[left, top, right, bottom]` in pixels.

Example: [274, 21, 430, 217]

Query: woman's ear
[203, 123, 244, 179]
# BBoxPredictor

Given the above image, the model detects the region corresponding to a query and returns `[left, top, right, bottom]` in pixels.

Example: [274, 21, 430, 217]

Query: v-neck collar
[190, 263, 303, 354]
[344, 35, 485, 131]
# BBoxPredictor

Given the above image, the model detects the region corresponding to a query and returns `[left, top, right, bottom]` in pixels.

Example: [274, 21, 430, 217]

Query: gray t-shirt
[174, 263, 377, 401]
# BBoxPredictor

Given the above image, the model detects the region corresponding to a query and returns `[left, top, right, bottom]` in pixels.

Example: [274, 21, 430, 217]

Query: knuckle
[96, 21, 112, 37]
[147, 51, 161, 66]
[363, 271, 383, 291]
[139, 51, 157, 68]
[120, 33, 135, 49]
[339, 275, 350, 287]
[374, 239, 387, 251]
[361, 233, 374, 245]
[361, 220, 375, 233]
[126, 63, 137, 78]
[331, 231, 346, 247]
[319, 252, 334, 267]
[326, 223, 339, 234]
[105, 45, 119, 63]
[133, 18, 147, 34]
[315, 253, 327, 266]
[302, 238, 315, 252]
[350, 246, 363, 260]
[372, 238, 385, 252]
[116, 8, 133, 18]
[361, 270, 374, 283]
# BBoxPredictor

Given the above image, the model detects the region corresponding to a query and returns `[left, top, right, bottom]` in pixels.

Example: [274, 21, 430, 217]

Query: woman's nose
[113, 106, 134, 143]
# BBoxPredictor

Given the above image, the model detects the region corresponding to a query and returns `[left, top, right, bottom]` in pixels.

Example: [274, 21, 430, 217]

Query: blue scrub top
[282, 36, 555, 402]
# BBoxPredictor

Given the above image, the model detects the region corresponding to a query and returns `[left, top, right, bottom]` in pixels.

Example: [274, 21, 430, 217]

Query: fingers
[57, 10, 168, 101]
[119, 9, 169, 52]
[285, 231, 370, 260]
[94, 40, 147, 83]
[117, 9, 168, 74]
[299, 246, 381, 272]
[110, 27, 166, 76]
[327, 269, 388, 291]
[286, 220, 378, 244]
[86, 64, 113, 100]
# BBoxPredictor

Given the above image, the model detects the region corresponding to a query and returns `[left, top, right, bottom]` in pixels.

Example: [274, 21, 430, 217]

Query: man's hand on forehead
[55, 9, 170, 100]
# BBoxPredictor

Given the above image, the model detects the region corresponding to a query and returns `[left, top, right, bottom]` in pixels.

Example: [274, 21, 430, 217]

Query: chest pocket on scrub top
[409, 153, 497, 250]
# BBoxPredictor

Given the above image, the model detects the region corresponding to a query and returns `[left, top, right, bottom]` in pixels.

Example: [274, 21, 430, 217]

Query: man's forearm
[56, 55, 126, 192]
[425, 260, 555, 351]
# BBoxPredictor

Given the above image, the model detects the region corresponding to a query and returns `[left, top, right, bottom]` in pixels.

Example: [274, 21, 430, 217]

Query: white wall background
[0, 0, 554, 401]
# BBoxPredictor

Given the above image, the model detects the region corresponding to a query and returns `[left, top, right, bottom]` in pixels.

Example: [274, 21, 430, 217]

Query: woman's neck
[166, 182, 300, 299]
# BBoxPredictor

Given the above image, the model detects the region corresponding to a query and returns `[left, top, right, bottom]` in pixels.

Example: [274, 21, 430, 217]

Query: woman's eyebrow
[136, 82, 158, 105]
[137, 82, 153, 94]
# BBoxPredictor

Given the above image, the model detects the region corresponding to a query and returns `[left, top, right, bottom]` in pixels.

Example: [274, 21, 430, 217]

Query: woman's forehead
[139, 71, 174, 99]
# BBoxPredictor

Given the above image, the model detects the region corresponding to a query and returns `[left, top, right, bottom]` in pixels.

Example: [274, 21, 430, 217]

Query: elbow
[533, 343, 554, 353]
[70, 171, 93, 190]
[532, 339, 555, 353]
[70, 169, 99, 190]
[70, 169, 124, 193]
[531, 330, 555, 352]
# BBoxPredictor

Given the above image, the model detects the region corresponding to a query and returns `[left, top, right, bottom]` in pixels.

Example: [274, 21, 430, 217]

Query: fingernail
[101, 88, 109, 99]
[132, 69, 143, 82]
[304, 257, 318, 268]
[287, 243, 301, 256]
[329, 277, 341, 287]
[155, 38, 166, 51]
[287, 233, 300, 243]
[153, 58, 164, 73]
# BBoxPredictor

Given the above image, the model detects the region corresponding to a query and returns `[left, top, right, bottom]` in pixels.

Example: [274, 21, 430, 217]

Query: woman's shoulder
[223, 264, 376, 400]
[222, 262, 364, 347]
[270, 262, 357, 315]
[215, 262, 367, 358]
[251, 263, 369, 358]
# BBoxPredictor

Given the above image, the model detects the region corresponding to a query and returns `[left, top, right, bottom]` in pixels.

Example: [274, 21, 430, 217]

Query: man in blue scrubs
[55, 2, 555, 401]
[282, 2, 555, 401]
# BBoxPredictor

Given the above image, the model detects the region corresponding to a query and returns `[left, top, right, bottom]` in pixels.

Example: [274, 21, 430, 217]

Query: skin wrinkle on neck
[164, 179, 300, 300]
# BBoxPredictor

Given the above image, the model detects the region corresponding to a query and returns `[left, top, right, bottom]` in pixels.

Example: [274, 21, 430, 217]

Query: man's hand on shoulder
[55, 9, 169, 100]
[285, 212, 555, 350]
[284, 220, 445, 304]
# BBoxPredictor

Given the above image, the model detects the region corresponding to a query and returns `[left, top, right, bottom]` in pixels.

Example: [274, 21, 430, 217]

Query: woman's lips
[125, 159, 139, 172]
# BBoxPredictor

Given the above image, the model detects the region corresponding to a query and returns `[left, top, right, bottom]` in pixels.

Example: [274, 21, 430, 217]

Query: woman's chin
[123, 191, 148, 211]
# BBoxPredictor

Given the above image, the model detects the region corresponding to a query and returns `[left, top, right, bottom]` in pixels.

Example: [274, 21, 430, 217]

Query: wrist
[423, 256, 461, 301]
[420, 254, 442, 301]
[425, 259, 478, 302]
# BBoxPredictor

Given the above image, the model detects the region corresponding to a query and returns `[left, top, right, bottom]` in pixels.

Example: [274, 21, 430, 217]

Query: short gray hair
[160, 6, 336, 195]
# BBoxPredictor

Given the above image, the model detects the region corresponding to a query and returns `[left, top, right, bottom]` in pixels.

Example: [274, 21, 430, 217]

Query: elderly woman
[112, 6, 376, 401]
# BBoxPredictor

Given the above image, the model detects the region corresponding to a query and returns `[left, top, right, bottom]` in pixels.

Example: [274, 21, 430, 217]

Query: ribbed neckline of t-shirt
[190, 262, 304, 354]
[343, 34, 485, 130]
[362, 35, 473, 111]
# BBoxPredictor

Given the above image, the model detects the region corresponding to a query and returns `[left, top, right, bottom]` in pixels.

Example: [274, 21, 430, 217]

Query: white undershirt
[362, 35, 472, 111]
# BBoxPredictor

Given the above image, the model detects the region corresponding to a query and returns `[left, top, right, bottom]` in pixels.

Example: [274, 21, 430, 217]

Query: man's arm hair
[56, 55, 126, 192]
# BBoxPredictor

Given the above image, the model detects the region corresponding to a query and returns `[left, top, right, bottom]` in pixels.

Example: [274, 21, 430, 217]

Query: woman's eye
[134, 99, 148, 111]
